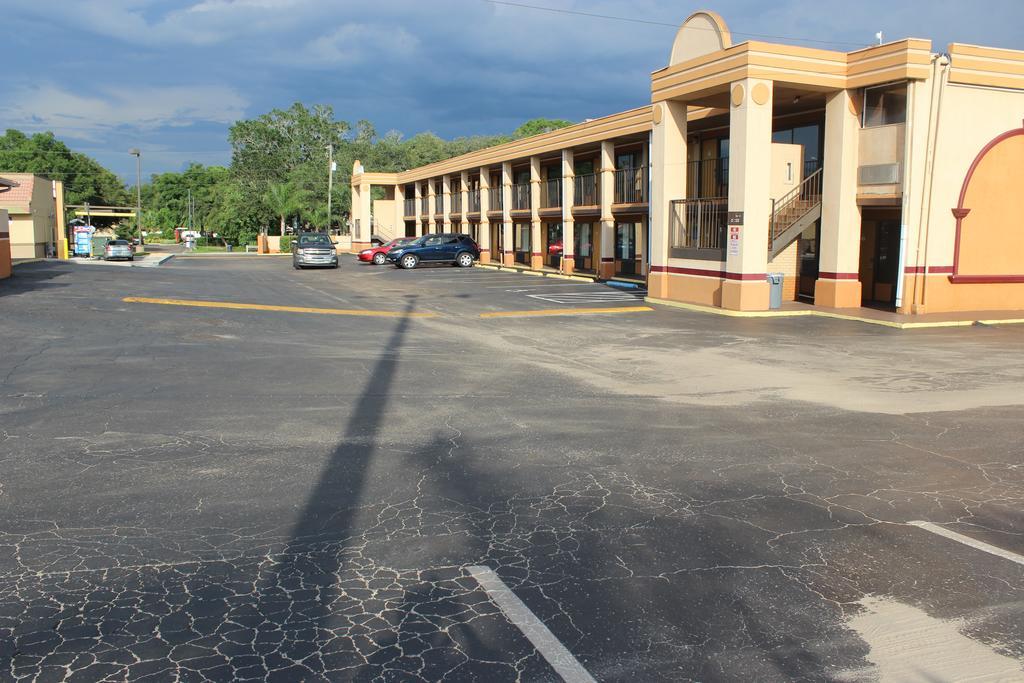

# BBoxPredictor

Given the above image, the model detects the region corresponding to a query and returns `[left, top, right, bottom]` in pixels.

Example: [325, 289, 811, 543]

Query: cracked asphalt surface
[1, 257, 1023, 681]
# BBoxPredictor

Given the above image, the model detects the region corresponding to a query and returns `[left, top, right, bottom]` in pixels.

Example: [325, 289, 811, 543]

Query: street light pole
[129, 149, 143, 246]
[326, 144, 334, 234]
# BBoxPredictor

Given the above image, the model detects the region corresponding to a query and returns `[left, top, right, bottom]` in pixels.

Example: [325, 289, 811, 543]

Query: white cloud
[0, 83, 249, 141]
[297, 23, 419, 66]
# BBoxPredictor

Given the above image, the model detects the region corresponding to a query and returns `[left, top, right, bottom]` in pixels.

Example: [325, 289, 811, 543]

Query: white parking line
[528, 291, 647, 305]
[466, 566, 597, 683]
[908, 521, 1024, 567]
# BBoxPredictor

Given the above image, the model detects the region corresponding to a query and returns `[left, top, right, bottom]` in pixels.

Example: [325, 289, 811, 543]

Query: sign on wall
[728, 225, 741, 256]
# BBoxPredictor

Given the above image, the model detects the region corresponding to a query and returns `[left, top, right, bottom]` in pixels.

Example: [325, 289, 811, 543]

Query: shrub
[280, 235, 293, 252]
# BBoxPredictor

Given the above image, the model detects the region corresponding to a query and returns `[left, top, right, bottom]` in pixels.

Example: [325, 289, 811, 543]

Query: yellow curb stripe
[123, 296, 437, 318]
[480, 305, 653, 319]
[644, 296, 1024, 329]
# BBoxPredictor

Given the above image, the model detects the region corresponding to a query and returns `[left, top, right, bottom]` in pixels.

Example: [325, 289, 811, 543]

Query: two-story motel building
[351, 10, 1024, 316]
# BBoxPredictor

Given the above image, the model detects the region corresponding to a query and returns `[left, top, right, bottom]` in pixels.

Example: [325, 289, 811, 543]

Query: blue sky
[3, 0, 1023, 181]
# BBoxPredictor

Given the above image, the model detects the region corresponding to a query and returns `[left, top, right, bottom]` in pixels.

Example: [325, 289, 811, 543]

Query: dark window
[863, 84, 907, 127]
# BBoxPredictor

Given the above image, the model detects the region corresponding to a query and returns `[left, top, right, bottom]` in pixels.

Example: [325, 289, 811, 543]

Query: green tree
[0, 129, 130, 206]
[263, 182, 307, 236]
[512, 118, 575, 139]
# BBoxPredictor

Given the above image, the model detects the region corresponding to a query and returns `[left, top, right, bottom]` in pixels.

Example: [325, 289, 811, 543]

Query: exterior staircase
[768, 168, 822, 259]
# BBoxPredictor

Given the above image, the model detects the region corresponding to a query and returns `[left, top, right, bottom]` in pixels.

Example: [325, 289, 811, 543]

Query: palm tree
[263, 182, 306, 235]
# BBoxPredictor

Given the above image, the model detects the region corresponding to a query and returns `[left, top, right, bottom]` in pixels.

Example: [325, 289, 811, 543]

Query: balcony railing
[468, 189, 481, 213]
[687, 156, 729, 199]
[512, 182, 531, 211]
[488, 187, 503, 211]
[420, 196, 428, 215]
[670, 197, 727, 254]
[573, 173, 599, 206]
[541, 178, 561, 208]
[451, 192, 462, 214]
[614, 166, 647, 204]
[403, 198, 416, 217]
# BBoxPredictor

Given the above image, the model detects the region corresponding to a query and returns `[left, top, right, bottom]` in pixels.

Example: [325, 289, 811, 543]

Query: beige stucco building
[0, 174, 59, 260]
[352, 10, 1024, 316]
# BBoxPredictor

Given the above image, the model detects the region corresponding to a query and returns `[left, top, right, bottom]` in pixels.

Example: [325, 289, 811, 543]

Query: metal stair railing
[769, 168, 823, 254]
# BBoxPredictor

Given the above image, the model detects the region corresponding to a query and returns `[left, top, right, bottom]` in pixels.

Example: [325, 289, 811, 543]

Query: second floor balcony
[420, 196, 428, 215]
[403, 198, 416, 217]
[614, 166, 648, 204]
[451, 191, 462, 214]
[468, 189, 481, 213]
[488, 187, 503, 212]
[573, 173, 599, 206]
[512, 182, 531, 211]
[541, 178, 561, 209]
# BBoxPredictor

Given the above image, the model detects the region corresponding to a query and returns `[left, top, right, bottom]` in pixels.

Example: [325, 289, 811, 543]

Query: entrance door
[859, 211, 901, 308]
[545, 223, 562, 269]
[574, 223, 595, 273]
[614, 221, 641, 278]
[490, 222, 503, 261]
[797, 221, 820, 300]
[514, 223, 530, 265]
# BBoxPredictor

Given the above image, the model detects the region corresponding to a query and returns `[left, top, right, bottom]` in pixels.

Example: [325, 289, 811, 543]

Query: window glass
[575, 159, 595, 175]
[425, 237, 442, 246]
[445, 237, 459, 244]
[863, 84, 907, 127]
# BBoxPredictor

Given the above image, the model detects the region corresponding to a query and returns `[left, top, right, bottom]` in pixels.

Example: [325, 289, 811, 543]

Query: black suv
[386, 233, 480, 269]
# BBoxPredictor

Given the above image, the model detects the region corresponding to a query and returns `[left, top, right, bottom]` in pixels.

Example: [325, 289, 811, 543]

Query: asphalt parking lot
[2, 255, 1023, 681]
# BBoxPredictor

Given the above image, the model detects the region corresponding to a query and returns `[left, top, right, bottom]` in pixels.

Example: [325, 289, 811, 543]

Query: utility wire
[481, 0, 869, 48]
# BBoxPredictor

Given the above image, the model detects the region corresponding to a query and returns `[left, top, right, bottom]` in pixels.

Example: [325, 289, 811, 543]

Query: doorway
[574, 222, 596, 273]
[490, 222, 503, 261]
[513, 223, 531, 265]
[797, 221, 820, 300]
[544, 222, 562, 269]
[859, 209, 901, 309]
[614, 220, 644, 278]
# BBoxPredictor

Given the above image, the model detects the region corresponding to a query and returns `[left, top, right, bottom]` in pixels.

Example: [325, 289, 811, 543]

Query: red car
[358, 237, 416, 265]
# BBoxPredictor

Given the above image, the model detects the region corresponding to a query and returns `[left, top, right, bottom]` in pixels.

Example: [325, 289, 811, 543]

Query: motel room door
[859, 210, 901, 309]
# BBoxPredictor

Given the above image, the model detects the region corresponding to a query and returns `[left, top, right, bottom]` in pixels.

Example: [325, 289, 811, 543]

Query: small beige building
[0, 173, 58, 259]
[0, 177, 15, 279]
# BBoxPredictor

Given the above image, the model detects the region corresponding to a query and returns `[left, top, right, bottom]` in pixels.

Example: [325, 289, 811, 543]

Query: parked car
[292, 232, 339, 269]
[104, 239, 134, 261]
[387, 233, 480, 269]
[359, 237, 417, 265]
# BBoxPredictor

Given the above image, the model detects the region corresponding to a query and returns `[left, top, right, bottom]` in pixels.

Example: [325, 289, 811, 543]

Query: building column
[649, 100, 689, 298]
[561, 149, 575, 273]
[54, 179, 68, 259]
[479, 167, 491, 262]
[393, 184, 405, 240]
[414, 182, 423, 236]
[723, 78, 773, 311]
[502, 162, 514, 266]
[459, 171, 470, 235]
[599, 140, 616, 279]
[426, 180, 437, 233]
[529, 156, 543, 269]
[816, 88, 862, 308]
[442, 174, 452, 232]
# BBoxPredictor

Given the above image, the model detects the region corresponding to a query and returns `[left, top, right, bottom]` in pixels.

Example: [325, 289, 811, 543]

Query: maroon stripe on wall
[600, 257, 614, 263]
[650, 264, 724, 278]
[818, 271, 859, 280]
[905, 265, 954, 274]
[650, 265, 767, 281]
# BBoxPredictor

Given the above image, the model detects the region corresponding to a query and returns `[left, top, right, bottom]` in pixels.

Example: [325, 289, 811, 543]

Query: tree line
[1, 106, 573, 245]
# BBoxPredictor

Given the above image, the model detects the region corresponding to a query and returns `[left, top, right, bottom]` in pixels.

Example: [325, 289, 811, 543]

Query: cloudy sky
[4, 0, 1023, 180]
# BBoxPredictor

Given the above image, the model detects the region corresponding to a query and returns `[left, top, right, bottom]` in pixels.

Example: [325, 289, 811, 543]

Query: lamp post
[326, 144, 335, 234]
[129, 148, 143, 246]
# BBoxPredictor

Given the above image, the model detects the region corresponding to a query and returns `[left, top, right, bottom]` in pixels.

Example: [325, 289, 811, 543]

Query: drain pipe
[919, 53, 950, 310]
[647, 131, 653, 278]
[895, 79, 916, 310]
[910, 52, 950, 312]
